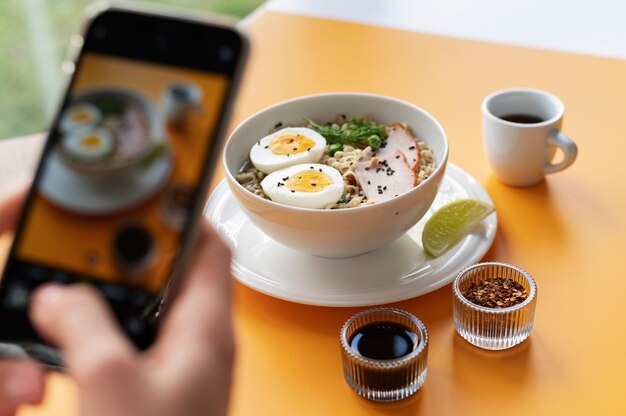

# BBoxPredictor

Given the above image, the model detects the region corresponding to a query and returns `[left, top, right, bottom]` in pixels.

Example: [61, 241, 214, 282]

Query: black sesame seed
[319, 168, 322, 172]
[293, 147, 298, 151]
[310, 166, 314, 169]
[395, 211, 399, 215]
[282, 177, 289, 181]
[274, 122, 283, 128]
[291, 190, 295, 193]
[365, 167, 370, 171]
[307, 148, 311, 151]
[396, 155, 400, 159]
[409, 146, 416, 150]
[264, 145, 269, 149]
[367, 181, 370, 185]
[312, 183, 317, 187]
[383, 186, 387, 190]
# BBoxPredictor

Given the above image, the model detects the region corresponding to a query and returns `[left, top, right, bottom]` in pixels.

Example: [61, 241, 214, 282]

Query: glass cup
[340, 308, 428, 402]
[453, 262, 537, 350]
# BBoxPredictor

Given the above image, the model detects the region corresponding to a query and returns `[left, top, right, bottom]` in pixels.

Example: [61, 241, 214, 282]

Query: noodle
[235, 120, 436, 209]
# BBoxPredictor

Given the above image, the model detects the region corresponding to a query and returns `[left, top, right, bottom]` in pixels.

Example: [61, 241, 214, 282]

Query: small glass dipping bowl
[453, 262, 537, 350]
[340, 308, 428, 402]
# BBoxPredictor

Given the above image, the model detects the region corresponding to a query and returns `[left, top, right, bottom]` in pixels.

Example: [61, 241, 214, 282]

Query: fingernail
[32, 283, 64, 307]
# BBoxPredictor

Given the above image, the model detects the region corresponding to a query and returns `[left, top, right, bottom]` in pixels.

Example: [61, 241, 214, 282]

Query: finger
[29, 284, 136, 380]
[0, 186, 28, 236]
[151, 221, 234, 367]
[0, 360, 45, 416]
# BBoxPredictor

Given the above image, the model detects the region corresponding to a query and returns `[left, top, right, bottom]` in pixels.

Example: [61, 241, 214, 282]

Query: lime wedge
[422, 198, 495, 257]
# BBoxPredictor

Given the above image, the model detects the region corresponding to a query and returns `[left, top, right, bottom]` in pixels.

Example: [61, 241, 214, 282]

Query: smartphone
[0, 6, 247, 367]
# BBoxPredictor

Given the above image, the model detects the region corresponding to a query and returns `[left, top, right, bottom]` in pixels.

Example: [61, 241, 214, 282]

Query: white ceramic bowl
[223, 93, 449, 258]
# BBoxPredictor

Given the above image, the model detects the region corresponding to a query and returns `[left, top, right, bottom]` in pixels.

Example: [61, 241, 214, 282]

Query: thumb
[0, 360, 45, 416]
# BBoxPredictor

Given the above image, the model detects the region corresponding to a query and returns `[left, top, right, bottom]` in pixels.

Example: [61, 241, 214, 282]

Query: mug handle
[544, 131, 578, 175]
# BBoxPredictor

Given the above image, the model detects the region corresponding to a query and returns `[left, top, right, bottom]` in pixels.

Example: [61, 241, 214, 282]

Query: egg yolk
[269, 134, 315, 155]
[80, 135, 103, 149]
[72, 110, 92, 122]
[286, 171, 333, 193]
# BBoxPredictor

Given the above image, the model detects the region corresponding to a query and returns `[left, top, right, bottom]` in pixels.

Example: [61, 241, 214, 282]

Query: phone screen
[13, 53, 228, 292]
[0, 10, 245, 353]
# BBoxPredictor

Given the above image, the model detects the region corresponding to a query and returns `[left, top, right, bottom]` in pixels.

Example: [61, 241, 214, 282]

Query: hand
[0, 187, 235, 416]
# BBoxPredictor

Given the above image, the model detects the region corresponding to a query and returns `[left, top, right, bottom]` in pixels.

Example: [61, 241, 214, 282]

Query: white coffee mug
[482, 88, 577, 186]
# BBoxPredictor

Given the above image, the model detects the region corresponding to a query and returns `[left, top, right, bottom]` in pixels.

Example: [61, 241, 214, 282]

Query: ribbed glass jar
[340, 308, 428, 402]
[453, 262, 537, 350]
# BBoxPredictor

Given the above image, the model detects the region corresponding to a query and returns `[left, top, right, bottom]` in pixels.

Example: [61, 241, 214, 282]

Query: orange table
[17, 10, 626, 415]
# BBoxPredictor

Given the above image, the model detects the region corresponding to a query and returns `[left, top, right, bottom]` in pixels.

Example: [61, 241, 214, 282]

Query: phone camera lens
[155, 36, 169, 50]
[93, 26, 106, 40]
[218, 46, 234, 62]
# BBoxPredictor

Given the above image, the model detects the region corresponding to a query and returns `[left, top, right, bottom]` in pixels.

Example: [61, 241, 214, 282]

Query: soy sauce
[499, 113, 545, 124]
[350, 322, 417, 360]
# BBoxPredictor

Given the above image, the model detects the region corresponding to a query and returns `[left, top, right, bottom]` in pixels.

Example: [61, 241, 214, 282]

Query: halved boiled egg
[250, 127, 326, 174]
[61, 127, 115, 161]
[261, 163, 345, 209]
[60, 103, 102, 132]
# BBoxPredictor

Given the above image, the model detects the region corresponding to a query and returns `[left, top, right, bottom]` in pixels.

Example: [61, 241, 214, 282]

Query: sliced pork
[355, 149, 417, 203]
[374, 123, 420, 171]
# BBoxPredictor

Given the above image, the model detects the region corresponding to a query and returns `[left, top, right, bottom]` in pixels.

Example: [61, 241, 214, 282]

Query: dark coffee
[349, 322, 417, 360]
[499, 113, 545, 124]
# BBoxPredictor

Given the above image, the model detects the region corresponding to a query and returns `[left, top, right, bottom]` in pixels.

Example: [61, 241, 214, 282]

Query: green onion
[329, 143, 343, 156]
[367, 135, 382, 149]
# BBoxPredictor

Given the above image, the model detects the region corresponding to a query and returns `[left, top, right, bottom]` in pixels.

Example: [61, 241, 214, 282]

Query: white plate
[39, 150, 173, 215]
[205, 163, 497, 307]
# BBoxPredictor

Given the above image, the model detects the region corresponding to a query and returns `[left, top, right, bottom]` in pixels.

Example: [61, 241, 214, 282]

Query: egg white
[61, 127, 115, 161]
[60, 103, 102, 133]
[261, 163, 345, 209]
[250, 127, 326, 174]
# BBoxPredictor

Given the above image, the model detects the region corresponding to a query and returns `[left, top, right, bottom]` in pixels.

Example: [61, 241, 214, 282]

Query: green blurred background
[0, 0, 264, 139]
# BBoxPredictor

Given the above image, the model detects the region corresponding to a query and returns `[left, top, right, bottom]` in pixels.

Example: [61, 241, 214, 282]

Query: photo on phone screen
[0, 8, 246, 362]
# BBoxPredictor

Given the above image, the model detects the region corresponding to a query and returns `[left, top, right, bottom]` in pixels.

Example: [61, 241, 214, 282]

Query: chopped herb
[304, 117, 387, 150]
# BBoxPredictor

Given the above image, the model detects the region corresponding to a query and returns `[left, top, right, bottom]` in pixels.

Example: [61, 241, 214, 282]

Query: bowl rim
[223, 91, 449, 214]
[452, 262, 538, 314]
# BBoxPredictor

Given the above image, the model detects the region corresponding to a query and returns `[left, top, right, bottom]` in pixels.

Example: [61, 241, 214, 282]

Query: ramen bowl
[57, 88, 166, 177]
[223, 93, 449, 258]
